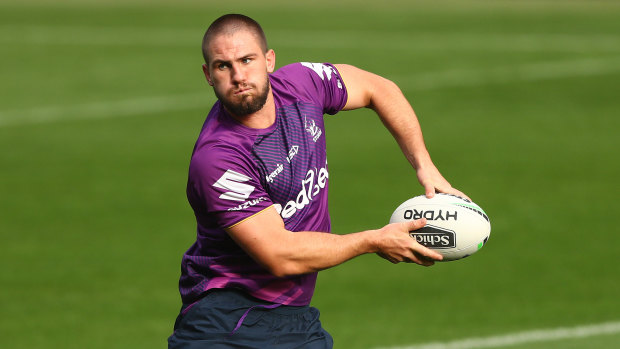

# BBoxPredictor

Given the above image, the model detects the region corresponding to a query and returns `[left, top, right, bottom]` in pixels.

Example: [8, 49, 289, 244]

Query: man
[169, 14, 467, 348]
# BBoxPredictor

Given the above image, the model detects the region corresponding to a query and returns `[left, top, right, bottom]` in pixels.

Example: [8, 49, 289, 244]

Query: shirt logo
[301, 62, 343, 89]
[227, 197, 268, 211]
[287, 145, 299, 163]
[266, 163, 284, 183]
[273, 165, 329, 219]
[213, 169, 255, 202]
[304, 117, 322, 142]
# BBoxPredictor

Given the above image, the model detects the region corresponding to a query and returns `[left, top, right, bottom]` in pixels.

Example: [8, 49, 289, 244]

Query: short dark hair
[202, 14, 268, 64]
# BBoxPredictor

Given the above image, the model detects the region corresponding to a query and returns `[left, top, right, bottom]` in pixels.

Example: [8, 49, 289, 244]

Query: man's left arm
[335, 64, 467, 199]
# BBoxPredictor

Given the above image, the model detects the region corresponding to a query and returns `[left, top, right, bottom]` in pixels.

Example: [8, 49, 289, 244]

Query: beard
[215, 78, 270, 117]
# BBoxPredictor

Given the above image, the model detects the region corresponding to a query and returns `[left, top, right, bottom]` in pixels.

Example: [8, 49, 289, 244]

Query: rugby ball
[389, 193, 491, 261]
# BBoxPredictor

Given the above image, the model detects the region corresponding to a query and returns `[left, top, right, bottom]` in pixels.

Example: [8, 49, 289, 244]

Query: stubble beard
[216, 78, 270, 117]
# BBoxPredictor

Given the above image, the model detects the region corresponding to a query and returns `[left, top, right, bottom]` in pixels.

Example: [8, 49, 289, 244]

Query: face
[203, 29, 275, 117]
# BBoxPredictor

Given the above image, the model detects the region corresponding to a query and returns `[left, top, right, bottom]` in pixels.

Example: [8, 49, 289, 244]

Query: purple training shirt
[179, 62, 348, 306]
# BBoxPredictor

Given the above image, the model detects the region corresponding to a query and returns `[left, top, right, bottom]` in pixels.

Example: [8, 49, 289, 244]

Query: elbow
[381, 78, 403, 99]
[380, 76, 400, 91]
[268, 267, 294, 278]
[368, 77, 403, 111]
[264, 260, 311, 278]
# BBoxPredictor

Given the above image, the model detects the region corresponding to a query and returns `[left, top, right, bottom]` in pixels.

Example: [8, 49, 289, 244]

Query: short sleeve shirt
[179, 63, 348, 306]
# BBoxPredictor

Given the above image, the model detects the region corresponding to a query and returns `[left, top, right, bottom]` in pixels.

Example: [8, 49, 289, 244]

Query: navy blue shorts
[168, 289, 333, 348]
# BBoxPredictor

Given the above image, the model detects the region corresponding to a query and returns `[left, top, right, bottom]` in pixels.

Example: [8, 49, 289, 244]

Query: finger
[409, 251, 436, 266]
[411, 241, 444, 261]
[420, 247, 443, 261]
[424, 184, 436, 198]
[403, 220, 443, 261]
[455, 189, 472, 201]
[377, 253, 398, 264]
[437, 187, 471, 201]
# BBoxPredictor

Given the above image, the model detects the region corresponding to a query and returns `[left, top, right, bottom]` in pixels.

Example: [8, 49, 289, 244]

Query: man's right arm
[335, 64, 468, 199]
[225, 206, 442, 278]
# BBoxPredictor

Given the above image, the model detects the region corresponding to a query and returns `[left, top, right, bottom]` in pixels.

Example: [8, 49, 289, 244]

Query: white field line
[375, 320, 620, 349]
[0, 55, 618, 127]
[395, 56, 620, 90]
[0, 93, 212, 127]
[0, 25, 199, 47]
[270, 31, 620, 53]
[1, 24, 620, 53]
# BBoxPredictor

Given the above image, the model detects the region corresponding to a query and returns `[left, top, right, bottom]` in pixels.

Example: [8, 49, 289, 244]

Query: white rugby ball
[389, 193, 491, 261]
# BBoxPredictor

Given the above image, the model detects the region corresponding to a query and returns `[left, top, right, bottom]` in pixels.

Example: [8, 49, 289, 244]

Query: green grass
[1, 1, 619, 348]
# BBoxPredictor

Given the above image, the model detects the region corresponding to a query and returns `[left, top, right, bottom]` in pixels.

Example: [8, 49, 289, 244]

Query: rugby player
[168, 14, 466, 348]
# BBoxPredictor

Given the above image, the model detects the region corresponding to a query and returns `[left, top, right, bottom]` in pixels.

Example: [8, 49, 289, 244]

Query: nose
[231, 64, 246, 84]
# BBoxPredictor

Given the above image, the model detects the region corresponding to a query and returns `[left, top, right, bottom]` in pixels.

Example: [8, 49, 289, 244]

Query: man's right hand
[374, 218, 443, 266]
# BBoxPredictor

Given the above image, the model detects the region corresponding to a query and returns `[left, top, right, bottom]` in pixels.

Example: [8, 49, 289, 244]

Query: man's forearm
[263, 229, 378, 277]
[226, 207, 438, 278]
[368, 77, 433, 171]
[365, 74, 463, 197]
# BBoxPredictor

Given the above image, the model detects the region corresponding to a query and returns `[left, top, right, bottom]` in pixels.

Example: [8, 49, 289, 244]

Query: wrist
[359, 229, 382, 254]
[411, 152, 433, 171]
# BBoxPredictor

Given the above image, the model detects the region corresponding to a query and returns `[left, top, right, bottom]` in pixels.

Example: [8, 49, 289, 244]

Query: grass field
[1, 0, 619, 348]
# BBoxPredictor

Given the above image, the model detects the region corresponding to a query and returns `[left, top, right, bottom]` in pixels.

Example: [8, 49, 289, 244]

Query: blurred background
[1, 0, 618, 348]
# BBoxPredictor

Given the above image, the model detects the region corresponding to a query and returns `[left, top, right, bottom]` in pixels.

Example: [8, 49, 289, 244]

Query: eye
[242, 57, 252, 64]
[216, 63, 230, 71]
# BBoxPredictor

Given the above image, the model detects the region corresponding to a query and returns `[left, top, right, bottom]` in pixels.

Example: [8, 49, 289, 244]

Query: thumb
[425, 184, 436, 198]
[405, 218, 427, 232]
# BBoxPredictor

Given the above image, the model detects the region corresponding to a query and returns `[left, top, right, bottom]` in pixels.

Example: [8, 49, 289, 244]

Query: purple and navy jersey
[179, 63, 348, 306]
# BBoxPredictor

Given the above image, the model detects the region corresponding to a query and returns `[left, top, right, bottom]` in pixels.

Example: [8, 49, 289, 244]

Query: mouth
[234, 86, 252, 95]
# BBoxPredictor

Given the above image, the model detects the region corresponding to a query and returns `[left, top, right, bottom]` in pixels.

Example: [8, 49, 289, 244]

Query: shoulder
[270, 63, 348, 114]
[271, 62, 341, 85]
[190, 108, 260, 183]
[187, 140, 263, 213]
[190, 138, 256, 181]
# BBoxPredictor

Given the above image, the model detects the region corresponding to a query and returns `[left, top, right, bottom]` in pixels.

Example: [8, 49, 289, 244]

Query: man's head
[201, 14, 275, 118]
[202, 14, 268, 64]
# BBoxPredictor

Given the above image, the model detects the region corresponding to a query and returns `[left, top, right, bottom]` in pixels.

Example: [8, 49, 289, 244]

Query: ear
[202, 64, 213, 86]
[265, 49, 276, 73]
